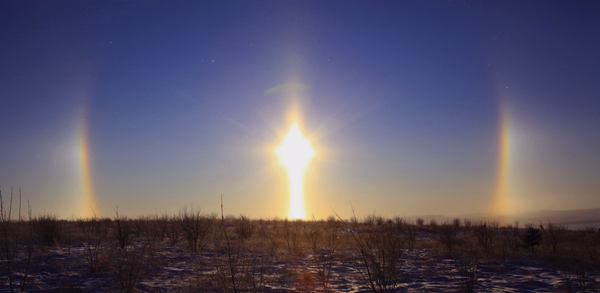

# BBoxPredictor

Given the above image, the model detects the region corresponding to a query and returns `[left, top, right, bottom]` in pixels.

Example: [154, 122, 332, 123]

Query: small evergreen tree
[521, 226, 542, 253]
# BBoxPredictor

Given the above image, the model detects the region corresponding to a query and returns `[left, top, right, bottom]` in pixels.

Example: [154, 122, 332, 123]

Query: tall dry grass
[0, 197, 599, 292]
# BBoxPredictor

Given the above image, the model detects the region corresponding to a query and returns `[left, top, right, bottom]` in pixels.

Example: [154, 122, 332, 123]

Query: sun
[277, 123, 314, 219]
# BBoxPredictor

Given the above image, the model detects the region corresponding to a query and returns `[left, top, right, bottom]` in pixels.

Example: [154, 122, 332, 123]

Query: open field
[2, 202, 600, 293]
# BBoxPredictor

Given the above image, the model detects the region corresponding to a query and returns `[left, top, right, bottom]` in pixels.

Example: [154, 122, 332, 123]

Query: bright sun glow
[277, 123, 314, 219]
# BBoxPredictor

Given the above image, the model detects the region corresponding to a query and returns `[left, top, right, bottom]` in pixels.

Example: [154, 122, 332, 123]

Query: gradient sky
[1, 1, 599, 219]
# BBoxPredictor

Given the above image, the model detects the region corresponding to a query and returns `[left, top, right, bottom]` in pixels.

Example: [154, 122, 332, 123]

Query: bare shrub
[405, 224, 416, 249]
[180, 206, 211, 253]
[214, 202, 270, 292]
[215, 248, 270, 293]
[113, 244, 146, 293]
[559, 269, 575, 293]
[234, 215, 255, 241]
[346, 216, 405, 293]
[497, 228, 516, 264]
[452, 218, 461, 228]
[511, 223, 523, 252]
[32, 214, 62, 246]
[463, 218, 472, 230]
[543, 221, 568, 260]
[263, 220, 282, 253]
[557, 260, 585, 293]
[166, 214, 180, 245]
[0, 187, 34, 293]
[583, 227, 600, 263]
[150, 213, 168, 242]
[415, 218, 424, 227]
[307, 220, 341, 292]
[139, 215, 164, 259]
[113, 207, 132, 249]
[474, 221, 498, 253]
[79, 217, 110, 273]
[215, 235, 270, 292]
[450, 249, 480, 292]
[437, 222, 459, 254]
[131, 219, 144, 237]
[428, 219, 438, 229]
[574, 261, 588, 293]
[282, 219, 301, 254]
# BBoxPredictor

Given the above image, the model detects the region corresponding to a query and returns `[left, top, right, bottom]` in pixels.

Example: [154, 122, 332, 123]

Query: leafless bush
[574, 261, 588, 293]
[557, 261, 582, 293]
[452, 218, 461, 228]
[450, 249, 480, 292]
[437, 222, 459, 254]
[214, 245, 270, 293]
[405, 224, 416, 249]
[474, 221, 498, 253]
[346, 217, 405, 293]
[262, 220, 281, 253]
[543, 221, 568, 260]
[79, 217, 110, 273]
[154, 213, 168, 242]
[180, 206, 211, 253]
[415, 218, 424, 227]
[497, 228, 516, 264]
[307, 220, 341, 292]
[555, 247, 590, 293]
[282, 219, 301, 254]
[215, 247, 271, 291]
[113, 244, 146, 293]
[327, 215, 337, 224]
[0, 187, 34, 293]
[113, 207, 132, 249]
[131, 219, 144, 237]
[139, 216, 163, 259]
[559, 269, 576, 293]
[428, 219, 438, 229]
[214, 201, 270, 292]
[511, 223, 523, 251]
[583, 227, 600, 263]
[234, 215, 255, 241]
[32, 214, 62, 246]
[166, 214, 181, 245]
[463, 218, 472, 230]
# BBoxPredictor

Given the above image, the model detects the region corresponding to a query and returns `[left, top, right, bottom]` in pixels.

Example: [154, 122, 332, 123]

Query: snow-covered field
[2, 217, 599, 292]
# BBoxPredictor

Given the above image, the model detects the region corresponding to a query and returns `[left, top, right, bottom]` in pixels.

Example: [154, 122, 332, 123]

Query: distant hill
[409, 208, 600, 230]
[511, 208, 600, 229]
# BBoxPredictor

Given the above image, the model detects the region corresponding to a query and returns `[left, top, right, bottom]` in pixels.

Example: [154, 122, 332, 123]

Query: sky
[1, 1, 599, 220]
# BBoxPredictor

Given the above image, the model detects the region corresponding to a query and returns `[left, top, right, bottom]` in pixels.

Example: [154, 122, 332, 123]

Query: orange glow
[277, 123, 314, 219]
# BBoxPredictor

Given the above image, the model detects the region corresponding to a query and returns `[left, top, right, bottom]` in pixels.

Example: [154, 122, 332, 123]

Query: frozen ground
[4, 227, 599, 293]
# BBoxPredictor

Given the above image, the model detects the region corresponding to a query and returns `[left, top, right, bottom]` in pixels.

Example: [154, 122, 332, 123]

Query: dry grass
[0, 201, 599, 292]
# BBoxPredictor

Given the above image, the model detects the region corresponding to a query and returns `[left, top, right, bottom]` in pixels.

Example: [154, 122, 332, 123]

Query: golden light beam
[491, 102, 511, 218]
[78, 114, 99, 218]
[277, 123, 314, 219]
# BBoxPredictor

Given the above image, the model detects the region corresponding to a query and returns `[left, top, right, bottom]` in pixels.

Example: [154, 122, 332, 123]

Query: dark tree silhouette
[521, 226, 542, 253]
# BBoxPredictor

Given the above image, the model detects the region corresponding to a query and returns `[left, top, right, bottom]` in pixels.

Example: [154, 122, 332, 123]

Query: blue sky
[1, 1, 599, 219]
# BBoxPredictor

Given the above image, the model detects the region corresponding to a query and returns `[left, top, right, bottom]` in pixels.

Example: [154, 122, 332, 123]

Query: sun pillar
[277, 123, 314, 219]
[491, 102, 511, 220]
[78, 113, 99, 218]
